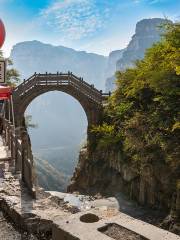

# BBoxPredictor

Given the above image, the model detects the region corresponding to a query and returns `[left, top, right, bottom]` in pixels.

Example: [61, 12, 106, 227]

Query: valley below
[33, 146, 79, 192]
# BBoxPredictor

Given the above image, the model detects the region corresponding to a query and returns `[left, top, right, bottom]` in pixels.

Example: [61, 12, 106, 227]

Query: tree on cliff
[92, 22, 180, 170]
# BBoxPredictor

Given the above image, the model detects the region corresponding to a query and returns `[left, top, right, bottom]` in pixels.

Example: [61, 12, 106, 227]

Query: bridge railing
[70, 73, 100, 94]
[13, 72, 110, 104]
[70, 74, 101, 95]
[2, 119, 21, 170]
[13, 74, 37, 96]
[68, 76, 103, 103]
[35, 73, 102, 97]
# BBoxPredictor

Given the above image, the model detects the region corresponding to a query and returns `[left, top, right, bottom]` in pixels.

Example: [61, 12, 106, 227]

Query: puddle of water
[64, 194, 91, 210]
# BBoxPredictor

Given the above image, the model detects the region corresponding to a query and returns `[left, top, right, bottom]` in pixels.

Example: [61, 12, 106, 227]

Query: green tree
[93, 22, 180, 169]
[0, 51, 38, 129]
[0, 50, 20, 86]
[25, 115, 38, 129]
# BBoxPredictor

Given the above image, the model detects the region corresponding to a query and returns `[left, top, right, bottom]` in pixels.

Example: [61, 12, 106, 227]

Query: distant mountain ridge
[11, 40, 107, 90]
[105, 49, 125, 91]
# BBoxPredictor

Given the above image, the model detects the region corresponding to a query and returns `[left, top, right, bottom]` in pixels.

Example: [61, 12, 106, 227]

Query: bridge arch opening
[25, 91, 88, 192]
[9, 73, 104, 196]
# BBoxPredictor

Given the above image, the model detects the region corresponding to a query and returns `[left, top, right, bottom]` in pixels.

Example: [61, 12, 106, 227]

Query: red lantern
[0, 19, 5, 48]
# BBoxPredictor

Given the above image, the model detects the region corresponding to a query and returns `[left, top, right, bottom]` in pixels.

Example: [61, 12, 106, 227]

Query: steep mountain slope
[34, 156, 69, 192]
[105, 50, 125, 78]
[106, 18, 171, 91]
[105, 49, 125, 91]
[117, 18, 170, 70]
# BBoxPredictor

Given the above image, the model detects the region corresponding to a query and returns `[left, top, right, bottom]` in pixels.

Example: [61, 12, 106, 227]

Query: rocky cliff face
[105, 50, 125, 91]
[106, 18, 170, 91]
[68, 147, 180, 234]
[117, 18, 168, 71]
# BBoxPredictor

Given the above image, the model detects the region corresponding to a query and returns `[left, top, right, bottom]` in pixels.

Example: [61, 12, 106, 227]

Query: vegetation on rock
[92, 22, 180, 171]
[89, 24, 180, 226]
[74, 23, 180, 233]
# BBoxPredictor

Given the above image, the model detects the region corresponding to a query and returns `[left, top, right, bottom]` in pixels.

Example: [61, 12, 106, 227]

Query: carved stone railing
[2, 118, 36, 198]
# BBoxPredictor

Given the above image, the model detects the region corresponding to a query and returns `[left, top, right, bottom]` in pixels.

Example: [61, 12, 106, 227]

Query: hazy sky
[0, 0, 179, 57]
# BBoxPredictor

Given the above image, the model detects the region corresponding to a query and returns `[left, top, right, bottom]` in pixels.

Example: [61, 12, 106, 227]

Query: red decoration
[0, 86, 12, 99]
[0, 19, 6, 48]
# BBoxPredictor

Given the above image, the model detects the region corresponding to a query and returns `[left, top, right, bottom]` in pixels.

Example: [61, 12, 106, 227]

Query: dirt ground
[0, 211, 38, 240]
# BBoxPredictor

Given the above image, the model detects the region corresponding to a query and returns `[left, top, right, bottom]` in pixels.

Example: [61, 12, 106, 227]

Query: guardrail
[2, 117, 35, 196]
[3, 118, 22, 171]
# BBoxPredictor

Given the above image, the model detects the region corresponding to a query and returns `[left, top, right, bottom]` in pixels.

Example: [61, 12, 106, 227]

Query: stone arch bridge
[1, 72, 109, 197]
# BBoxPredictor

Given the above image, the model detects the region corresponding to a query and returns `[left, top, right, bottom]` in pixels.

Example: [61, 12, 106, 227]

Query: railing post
[14, 128, 21, 173]
[8, 125, 16, 171]
[7, 122, 11, 149]
[10, 125, 14, 152]
[68, 71, 70, 84]
[21, 129, 36, 198]
[2, 118, 7, 141]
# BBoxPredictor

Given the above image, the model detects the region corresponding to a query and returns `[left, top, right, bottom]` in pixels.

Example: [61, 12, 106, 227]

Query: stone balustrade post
[14, 127, 23, 173]
[176, 188, 180, 218]
[7, 122, 12, 149]
[2, 118, 6, 140]
[21, 130, 36, 198]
